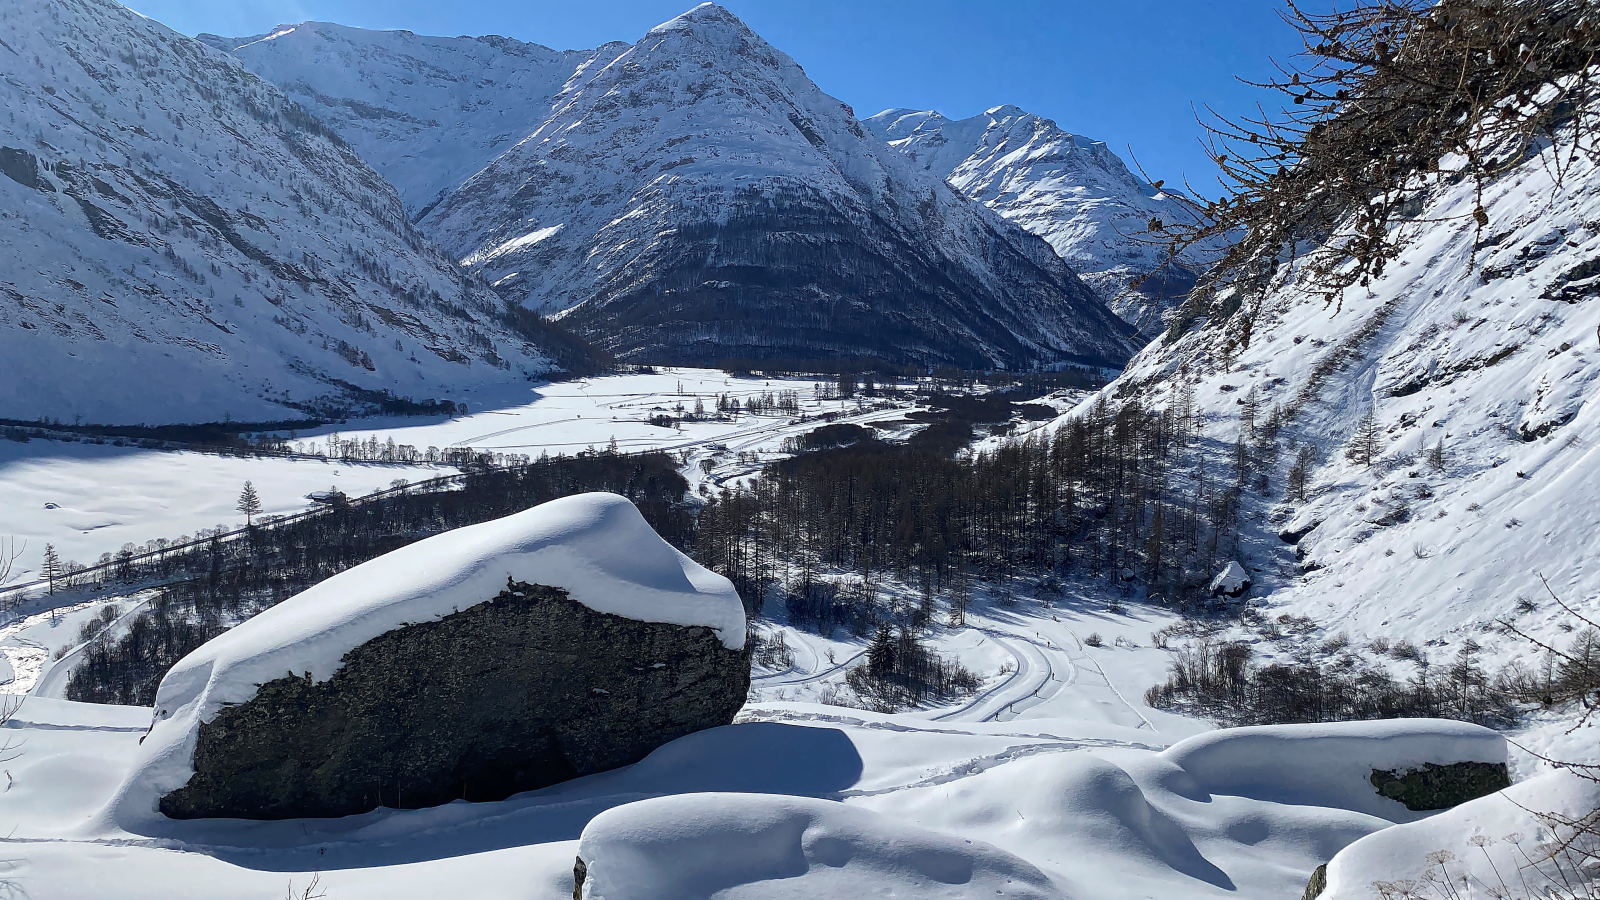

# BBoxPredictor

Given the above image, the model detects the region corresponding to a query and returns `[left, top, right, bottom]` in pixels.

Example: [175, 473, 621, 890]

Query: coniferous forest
[67, 382, 1258, 707]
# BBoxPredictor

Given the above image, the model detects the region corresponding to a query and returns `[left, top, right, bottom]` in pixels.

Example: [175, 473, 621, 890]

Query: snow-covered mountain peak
[0, 0, 570, 425]
[398, 8, 1134, 369]
[646, 2, 757, 39]
[866, 103, 1207, 335]
[204, 21, 625, 216]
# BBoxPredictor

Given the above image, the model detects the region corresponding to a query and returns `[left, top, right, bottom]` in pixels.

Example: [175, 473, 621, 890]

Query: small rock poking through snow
[1209, 561, 1251, 598]
[1318, 769, 1600, 900]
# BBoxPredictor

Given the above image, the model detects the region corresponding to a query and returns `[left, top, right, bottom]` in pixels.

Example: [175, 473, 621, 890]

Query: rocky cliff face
[161, 580, 749, 819]
[213, 4, 1136, 371]
[0, 0, 570, 425]
[866, 106, 1211, 336]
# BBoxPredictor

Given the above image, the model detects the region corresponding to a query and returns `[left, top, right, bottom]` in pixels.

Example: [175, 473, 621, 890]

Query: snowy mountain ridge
[196, 24, 630, 220]
[0, 0, 571, 426]
[865, 105, 1210, 335]
[211, 4, 1137, 370]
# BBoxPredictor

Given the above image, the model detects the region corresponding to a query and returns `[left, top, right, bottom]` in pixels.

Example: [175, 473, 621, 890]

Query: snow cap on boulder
[110, 492, 744, 827]
[1209, 560, 1251, 597]
[1161, 719, 1508, 822]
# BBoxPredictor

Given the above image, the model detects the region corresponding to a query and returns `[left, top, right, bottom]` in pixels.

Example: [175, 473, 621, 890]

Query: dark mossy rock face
[1369, 761, 1511, 811]
[160, 580, 750, 820]
[1301, 863, 1328, 900]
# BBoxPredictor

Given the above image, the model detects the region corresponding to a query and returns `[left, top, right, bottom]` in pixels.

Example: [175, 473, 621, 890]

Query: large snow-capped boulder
[1208, 561, 1251, 598]
[1161, 719, 1509, 821]
[573, 793, 1063, 900]
[113, 492, 749, 823]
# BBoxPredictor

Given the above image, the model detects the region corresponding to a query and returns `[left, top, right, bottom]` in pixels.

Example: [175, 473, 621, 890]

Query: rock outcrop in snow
[114, 493, 749, 822]
[0, 0, 578, 425]
[865, 105, 1211, 335]
[1317, 769, 1599, 900]
[215, 4, 1136, 371]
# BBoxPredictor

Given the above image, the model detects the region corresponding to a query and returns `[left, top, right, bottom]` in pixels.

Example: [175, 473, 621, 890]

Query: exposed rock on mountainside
[115, 493, 749, 822]
[866, 106, 1210, 336]
[0, 0, 573, 426]
[216, 4, 1136, 371]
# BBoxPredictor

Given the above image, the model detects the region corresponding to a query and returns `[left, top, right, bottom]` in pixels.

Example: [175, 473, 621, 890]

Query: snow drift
[574, 792, 1062, 900]
[110, 492, 745, 826]
[860, 718, 1512, 900]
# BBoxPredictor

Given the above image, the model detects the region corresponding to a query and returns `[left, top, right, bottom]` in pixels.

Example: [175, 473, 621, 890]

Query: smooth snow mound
[1162, 719, 1507, 821]
[1320, 769, 1599, 900]
[575, 792, 1063, 900]
[111, 492, 744, 829]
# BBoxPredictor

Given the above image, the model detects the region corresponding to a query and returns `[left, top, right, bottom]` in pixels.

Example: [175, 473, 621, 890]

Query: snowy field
[0, 368, 913, 587]
[0, 620, 1533, 900]
[0, 370, 1582, 898]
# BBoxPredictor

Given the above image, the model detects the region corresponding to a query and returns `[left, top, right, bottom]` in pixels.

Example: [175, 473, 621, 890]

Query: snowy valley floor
[0, 369, 1587, 899]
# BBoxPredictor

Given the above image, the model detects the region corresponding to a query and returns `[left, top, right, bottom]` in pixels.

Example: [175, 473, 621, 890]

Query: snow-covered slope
[198, 24, 628, 219]
[1083, 114, 1600, 738]
[407, 5, 1133, 370]
[0, 0, 565, 426]
[865, 106, 1208, 335]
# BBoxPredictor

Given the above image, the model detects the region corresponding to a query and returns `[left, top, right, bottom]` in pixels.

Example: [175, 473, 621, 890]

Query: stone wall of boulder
[160, 579, 750, 820]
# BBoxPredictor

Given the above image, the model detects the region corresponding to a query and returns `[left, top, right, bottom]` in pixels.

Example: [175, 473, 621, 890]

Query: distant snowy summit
[866, 106, 1211, 336]
[209, 4, 1137, 371]
[195, 25, 629, 221]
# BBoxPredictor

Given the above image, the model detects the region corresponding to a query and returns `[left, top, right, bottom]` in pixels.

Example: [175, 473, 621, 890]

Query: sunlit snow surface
[0, 369, 895, 587]
[0, 377, 1556, 900]
[1062, 113, 1600, 771]
[1, 682, 1508, 899]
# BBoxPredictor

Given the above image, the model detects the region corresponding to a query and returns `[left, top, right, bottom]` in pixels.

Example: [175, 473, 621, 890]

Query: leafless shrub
[1149, 0, 1600, 347]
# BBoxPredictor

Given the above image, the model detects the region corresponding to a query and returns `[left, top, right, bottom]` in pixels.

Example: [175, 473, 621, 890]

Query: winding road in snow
[752, 606, 1156, 733]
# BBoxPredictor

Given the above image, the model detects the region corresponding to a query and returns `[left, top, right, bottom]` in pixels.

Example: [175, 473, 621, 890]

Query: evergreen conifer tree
[1346, 407, 1382, 467]
[236, 481, 262, 526]
[41, 543, 61, 595]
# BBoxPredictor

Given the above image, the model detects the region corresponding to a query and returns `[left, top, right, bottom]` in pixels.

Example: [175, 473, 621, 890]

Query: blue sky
[128, 0, 1315, 189]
